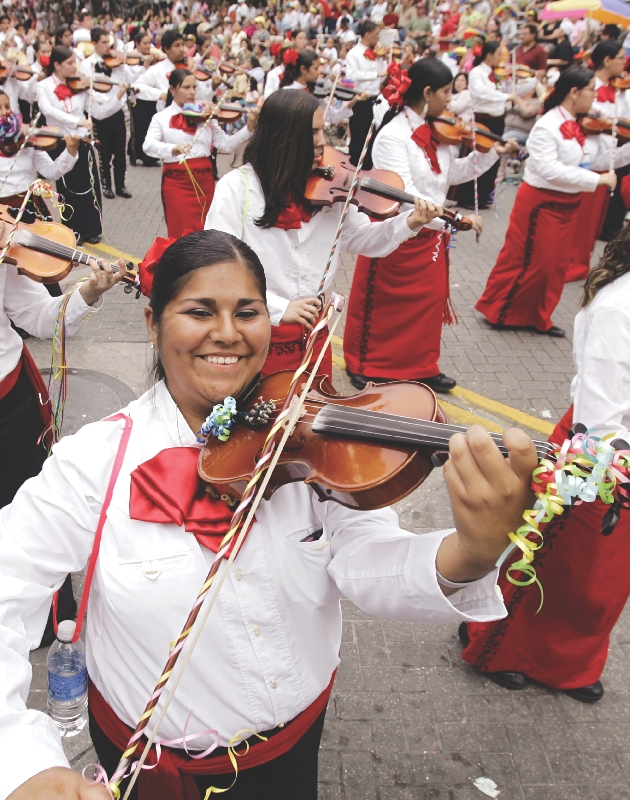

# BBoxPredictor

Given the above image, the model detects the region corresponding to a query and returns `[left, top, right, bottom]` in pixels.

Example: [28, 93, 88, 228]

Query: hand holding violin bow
[407, 196, 445, 230]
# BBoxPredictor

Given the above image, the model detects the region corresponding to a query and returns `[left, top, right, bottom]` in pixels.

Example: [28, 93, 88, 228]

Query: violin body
[103, 50, 143, 68]
[198, 371, 447, 511]
[0, 126, 95, 156]
[430, 111, 501, 153]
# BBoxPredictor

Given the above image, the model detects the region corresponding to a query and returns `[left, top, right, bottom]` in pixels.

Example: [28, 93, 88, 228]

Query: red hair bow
[283, 48, 299, 66]
[382, 63, 411, 108]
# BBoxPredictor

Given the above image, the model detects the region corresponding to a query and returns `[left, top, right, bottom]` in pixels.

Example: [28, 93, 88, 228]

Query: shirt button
[234, 570, 242, 581]
[254, 625, 260, 636]
[270, 680, 277, 689]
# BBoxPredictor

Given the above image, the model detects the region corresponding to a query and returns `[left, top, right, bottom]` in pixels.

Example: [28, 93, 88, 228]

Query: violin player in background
[205, 89, 440, 378]
[143, 68, 256, 240]
[36, 46, 113, 246]
[0, 228, 540, 800]
[126, 29, 162, 168]
[343, 60, 517, 395]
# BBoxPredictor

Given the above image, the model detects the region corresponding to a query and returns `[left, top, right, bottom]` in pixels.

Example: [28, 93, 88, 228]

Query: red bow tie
[129, 447, 239, 555]
[559, 119, 586, 148]
[411, 123, 442, 174]
[364, 47, 376, 61]
[169, 112, 198, 135]
[489, 71, 498, 84]
[54, 83, 74, 101]
[597, 83, 616, 104]
[274, 200, 313, 230]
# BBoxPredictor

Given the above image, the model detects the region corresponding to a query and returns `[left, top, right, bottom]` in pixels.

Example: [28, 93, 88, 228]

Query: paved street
[24, 157, 630, 800]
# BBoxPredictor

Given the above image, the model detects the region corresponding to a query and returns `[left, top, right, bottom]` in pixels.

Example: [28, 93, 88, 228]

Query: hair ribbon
[382, 63, 411, 108]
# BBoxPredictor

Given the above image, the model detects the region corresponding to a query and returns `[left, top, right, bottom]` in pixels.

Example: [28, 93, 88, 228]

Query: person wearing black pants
[126, 29, 162, 167]
[600, 161, 630, 240]
[348, 97, 376, 169]
[94, 107, 129, 198]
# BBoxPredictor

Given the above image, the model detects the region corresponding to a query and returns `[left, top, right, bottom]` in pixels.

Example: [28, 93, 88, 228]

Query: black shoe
[458, 622, 470, 647]
[142, 160, 159, 167]
[486, 671, 528, 690]
[539, 325, 566, 338]
[116, 185, 132, 198]
[346, 369, 387, 391]
[418, 373, 457, 393]
[129, 156, 137, 166]
[103, 187, 115, 199]
[564, 681, 604, 703]
[84, 235, 102, 245]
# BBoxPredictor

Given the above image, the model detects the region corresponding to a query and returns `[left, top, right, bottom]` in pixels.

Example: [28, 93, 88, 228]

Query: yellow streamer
[203, 730, 268, 798]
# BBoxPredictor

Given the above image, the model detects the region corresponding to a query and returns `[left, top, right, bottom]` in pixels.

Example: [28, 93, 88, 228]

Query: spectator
[514, 22, 547, 73]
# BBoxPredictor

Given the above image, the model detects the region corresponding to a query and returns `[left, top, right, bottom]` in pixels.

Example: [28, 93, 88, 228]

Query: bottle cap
[57, 619, 77, 642]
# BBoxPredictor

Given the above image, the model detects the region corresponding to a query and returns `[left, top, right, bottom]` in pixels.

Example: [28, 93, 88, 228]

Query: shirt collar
[404, 105, 425, 128]
[152, 380, 199, 448]
[479, 62, 492, 75]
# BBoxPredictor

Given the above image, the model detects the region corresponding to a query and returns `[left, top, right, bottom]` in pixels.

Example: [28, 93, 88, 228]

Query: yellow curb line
[332, 353, 346, 370]
[439, 401, 504, 434]
[81, 242, 140, 264]
[449, 386, 555, 436]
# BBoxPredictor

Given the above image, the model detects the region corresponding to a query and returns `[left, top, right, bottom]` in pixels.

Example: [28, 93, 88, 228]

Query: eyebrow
[183, 297, 264, 308]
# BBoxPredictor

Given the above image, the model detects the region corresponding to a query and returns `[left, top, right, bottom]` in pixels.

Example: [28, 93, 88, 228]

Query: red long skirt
[263, 322, 333, 379]
[462, 406, 630, 689]
[565, 183, 609, 283]
[475, 183, 580, 331]
[161, 156, 215, 240]
[343, 229, 452, 380]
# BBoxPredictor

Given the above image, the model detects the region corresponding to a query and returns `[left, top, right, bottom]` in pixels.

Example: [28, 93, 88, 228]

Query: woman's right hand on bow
[598, 172, 617, 190]
[281, 297, 322, 330]
[172, 142, 192, 156]
[8, 767, 110, 799]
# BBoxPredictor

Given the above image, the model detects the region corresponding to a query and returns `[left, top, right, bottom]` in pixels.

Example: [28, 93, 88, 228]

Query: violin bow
[609, 86, 619, 197]
[180, 91, 233, 163]
[322, 69, 340, 122]
[470, 110, 480, 243]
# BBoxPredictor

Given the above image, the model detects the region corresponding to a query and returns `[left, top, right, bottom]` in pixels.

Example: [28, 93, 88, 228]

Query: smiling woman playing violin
[0, 228, 539, 800]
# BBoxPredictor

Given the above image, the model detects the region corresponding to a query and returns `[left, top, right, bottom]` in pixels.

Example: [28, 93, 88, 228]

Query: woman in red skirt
[462, 224, 630, 702]
[143, 69, 256, 239]
[343, 60, 517, 394]
[475, 66, 623, 339]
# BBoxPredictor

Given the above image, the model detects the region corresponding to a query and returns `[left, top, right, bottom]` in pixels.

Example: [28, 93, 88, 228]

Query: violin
[429, 112, 511, 153]
[102, 50, 145, 68]
[0, 125, 96, 156]
[198, 371, 554, 510]
[375, 44, 402, 59]
[0, 60, 36, 82]
[579, 112, 630, 140]
[305, 147, 473, 230]
[181, 100, 255, 123]
[0, 205, 139, 291]
[312, 80, 372, 101]
[493, 63, 535, 81]
[610, 75, 630, 91]
[66, 74, 138, 95]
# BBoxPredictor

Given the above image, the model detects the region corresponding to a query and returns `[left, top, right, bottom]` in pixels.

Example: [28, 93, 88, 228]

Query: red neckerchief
[54, 82, 73, 101]
[558, 108, 586, 147]
[364, 47, 376, 60]
[488, 70, 498, 84]
[169, 112, 198, 135]
[411, 122, 441, 174]
[129, 447, 237, 555]
[597, 83, 616, 104]
[274, 200, 313, 230]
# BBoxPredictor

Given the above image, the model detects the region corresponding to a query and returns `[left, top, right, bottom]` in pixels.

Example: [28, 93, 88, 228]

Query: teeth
[204, 356, 240, 364]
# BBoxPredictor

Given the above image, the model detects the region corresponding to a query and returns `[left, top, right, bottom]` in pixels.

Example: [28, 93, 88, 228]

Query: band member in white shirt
[125, 29, 162, 167]
[0, 228, 539, 800]
[456, 40, 517, 209]
[79, 27, 131, 200]
[144, 68, 255, 239]
[344, 21, 387, 168]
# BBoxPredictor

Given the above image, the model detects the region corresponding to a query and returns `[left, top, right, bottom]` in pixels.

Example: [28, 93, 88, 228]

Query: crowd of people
[0, 0, 630, 797]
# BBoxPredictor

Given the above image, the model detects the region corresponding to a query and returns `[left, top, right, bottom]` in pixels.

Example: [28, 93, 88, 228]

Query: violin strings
[15, 230, 120, 274]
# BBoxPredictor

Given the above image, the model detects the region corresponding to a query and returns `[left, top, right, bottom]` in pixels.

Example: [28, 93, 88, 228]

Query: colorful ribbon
[197, 397, 238, 443]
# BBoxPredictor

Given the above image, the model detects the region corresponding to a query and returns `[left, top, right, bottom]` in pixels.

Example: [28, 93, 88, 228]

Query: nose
[210, 310, 241, 345]
[314, 128, 326, 148]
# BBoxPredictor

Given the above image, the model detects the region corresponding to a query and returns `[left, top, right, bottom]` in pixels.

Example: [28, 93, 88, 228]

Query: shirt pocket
[280, 525, 339, 607]
[116, 549, 192, 580]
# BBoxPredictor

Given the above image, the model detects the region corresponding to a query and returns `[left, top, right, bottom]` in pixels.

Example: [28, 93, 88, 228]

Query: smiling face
[145, 260, 271, 430]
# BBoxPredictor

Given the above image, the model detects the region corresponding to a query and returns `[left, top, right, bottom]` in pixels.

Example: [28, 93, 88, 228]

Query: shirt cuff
[64, 285, 103, 333]
[0, 721, 70, 799]
[266, 291, 290, 326]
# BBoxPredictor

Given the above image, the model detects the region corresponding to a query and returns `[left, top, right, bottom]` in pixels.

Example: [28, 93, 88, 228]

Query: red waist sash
[88, 671, 335, 800]
[0, 357, 22, 400]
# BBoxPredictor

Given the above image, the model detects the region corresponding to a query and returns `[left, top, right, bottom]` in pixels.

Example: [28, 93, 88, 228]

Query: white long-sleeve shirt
[468, 63, 510, 117]
[524, 105, 630, 193]
[79, 52, 126, 120]
[571, 271, 630, 439]
[36, 76, 111, 135]
[0, 378, 506, 800]
[143, 101, 251, 162]
[131, 57, 214, 111]
[263, 63, 284, 99]
[281, 82, 353, 124]
[205, 163, 418, 324]
[372, 106, 498, 210]
[0, 147, 77, 198]
[344, 42, 382, 95]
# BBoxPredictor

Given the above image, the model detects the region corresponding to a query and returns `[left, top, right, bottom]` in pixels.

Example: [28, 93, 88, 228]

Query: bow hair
[283, 48, 299, 66]
[382, 62, 412, 108]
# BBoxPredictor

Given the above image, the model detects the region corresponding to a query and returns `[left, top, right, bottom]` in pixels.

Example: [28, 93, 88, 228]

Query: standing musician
[344, 20, 386, 169]
[456, 41, 518, 210]
[279, 48, 370, 124]
[205, 89, 440, 378]
[36, 46, 114, 245]
[343, 61, 517, 394]
[126, 29, 162, 167]
[144, 69, 255, 240]
[475, 67, 630, 338]
[0, 228, 540, 800]
[79, 28, 132, 201]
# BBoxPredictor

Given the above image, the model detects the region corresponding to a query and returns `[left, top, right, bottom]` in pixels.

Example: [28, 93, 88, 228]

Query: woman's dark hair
[474, 39, 500, 68]
[582, 222, 630, 307]
[243, 89, 319, 228]
[280, 48, 319, 87]
[166, 68, 192, 105]
[452, 71, 468, 93]
[54, 23, 71, 46]
[380, 58, 453, 129]
[149, 229, 268, 382]
[48, 45, 73, 76]
[543, 65, 593, 112]
[135, 28, 150, 45]
[591, 39, 622, 70]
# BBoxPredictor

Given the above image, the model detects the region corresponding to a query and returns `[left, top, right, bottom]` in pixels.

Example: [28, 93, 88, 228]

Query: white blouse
[468, 63, 510, 118]
[205, 163, 418, 325]
[0, 147, 77, 198]
[36, 76, 113, 135]
[448, 88, 474, 123]
[591, 76, 630, 121]
[524, 105, 630, 193]
[0, 379, 505, 799]
[131, 58, 214, 111]
[143, 102, 252, 163]
[345, 42, 383, 96]
[372, 106, 499, 212]
[78, 53, 126, 121]
[571, 271, 630, 439]
[281, 82, 353, 125]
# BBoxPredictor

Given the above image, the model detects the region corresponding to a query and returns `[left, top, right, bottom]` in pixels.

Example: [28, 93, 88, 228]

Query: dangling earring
[150, 342, 155, 349]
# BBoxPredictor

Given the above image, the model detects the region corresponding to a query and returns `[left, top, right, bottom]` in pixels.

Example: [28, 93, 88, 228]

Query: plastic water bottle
[46, 619, 88, 737]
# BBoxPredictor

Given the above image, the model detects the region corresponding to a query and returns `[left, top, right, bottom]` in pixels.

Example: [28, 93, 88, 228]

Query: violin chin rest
[1, 256, 18, 266]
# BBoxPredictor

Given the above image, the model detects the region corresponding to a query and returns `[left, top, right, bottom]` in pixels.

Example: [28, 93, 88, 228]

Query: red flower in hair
[382, 62, 411, 107]
[283, 48, 299, 65]
[270, 42, 282, 57]
[472, 44, 482, 57]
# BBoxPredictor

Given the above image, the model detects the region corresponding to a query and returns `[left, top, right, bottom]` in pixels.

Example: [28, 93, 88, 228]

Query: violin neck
[359, 177, 467, 230]
[312, 404, 555, 461]
[432, 116, 505, 145]
[14, 229, 122, 274]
